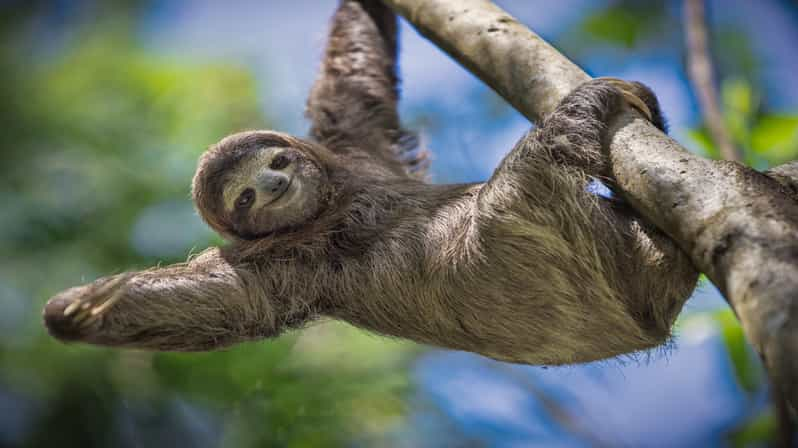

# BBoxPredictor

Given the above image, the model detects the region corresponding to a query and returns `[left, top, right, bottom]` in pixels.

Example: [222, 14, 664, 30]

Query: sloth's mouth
[263, 176, 294, 207]
[236, 176, 303, 241]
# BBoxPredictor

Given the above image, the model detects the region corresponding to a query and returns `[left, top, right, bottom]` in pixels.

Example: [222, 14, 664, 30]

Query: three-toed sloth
[44, 0, 697, 365]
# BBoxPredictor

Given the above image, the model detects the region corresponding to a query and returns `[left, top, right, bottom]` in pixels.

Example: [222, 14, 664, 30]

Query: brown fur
[43, 0, 698, 364]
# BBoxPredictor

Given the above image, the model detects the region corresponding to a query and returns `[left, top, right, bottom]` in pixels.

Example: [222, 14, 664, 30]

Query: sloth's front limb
[307, 1, 401, 148]
[527, 78, 665, 179]
[43, 248, 293, 351]
[305, 1, 427, 177]
[478, 78, 663, 211]
[468, 78, 697, 362]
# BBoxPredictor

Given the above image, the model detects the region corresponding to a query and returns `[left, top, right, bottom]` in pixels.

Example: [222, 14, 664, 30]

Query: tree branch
[683, 0, 743, 162]
[383, 0, 798, 434]
[385, 0, 589, 122]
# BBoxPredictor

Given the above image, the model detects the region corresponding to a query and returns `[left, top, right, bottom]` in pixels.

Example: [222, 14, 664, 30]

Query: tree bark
[383, 0, 798, 433]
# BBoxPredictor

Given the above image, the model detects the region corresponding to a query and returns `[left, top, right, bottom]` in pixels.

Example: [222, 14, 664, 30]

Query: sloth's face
[220, 145, 327, 239]
[192, 130, 338, 241]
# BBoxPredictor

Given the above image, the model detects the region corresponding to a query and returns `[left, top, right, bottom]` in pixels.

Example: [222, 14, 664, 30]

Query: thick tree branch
[383, 0, 798, 431]
[385, 0, 589, 122]
[683, 0, 744, 162]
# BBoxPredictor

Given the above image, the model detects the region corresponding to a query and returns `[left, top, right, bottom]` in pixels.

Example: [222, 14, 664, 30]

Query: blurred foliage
[712, 26, 759, 85]
[0, 4, 416, 447]
[688, 78, 798, 167]
[677, 310, 775, 446]
[580, 3, 667, 48]
[713, 307, 776, 447]
[728, 410, 777, 448]
[750, 115, 798, 163]
[559, 0, 673, 59]
[712, 309, 763, 393]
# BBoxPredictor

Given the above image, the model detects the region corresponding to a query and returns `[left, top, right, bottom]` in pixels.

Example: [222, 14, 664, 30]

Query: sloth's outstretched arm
[306, 0, 426, 177]
[42, 248, 299, 351]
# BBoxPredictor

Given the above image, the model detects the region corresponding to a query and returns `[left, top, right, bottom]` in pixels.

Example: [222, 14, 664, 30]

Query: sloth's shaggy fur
[44, 0, 698, 364]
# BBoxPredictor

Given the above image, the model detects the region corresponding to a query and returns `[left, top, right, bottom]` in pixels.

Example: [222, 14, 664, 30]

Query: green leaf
[721, 79, 756, 149]
[722, 79, 754, 117]
[728, 410, 776, 447]
[582, 8, 640, 48]
[750, 114, 798, 164]
[686, 128, 720, 159]
[580, 5, 667, 49]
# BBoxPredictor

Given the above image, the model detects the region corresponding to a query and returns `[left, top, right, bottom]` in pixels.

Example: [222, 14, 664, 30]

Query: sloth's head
[193, 131, 338, 241]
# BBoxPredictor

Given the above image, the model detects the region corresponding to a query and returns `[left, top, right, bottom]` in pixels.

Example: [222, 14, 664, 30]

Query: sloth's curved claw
[44, 273, 132, 341]
[595, 77, 653, 122]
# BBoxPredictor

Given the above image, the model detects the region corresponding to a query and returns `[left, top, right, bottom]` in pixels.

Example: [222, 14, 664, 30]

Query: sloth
[43, 0, 698, 365]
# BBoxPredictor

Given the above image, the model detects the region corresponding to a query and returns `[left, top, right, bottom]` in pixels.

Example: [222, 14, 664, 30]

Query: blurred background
[1, 0, 797, 446]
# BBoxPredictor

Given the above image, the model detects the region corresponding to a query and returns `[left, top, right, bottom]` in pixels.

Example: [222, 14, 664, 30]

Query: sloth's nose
[257, 171, 290, 196]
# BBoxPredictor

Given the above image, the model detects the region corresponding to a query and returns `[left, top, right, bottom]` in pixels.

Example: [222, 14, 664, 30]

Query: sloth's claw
[86, 274, 129, 306]
[72, 307, 92, 326]
[44, 273, 132, 342]
[62, 299, 83, 317]
[595, 77, 653, 121]
[89, 287, 125, 317]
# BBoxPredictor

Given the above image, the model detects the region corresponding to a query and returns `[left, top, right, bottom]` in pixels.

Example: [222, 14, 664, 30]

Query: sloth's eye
[236, 188, 256, 209]
[270, 154, 290, 170]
